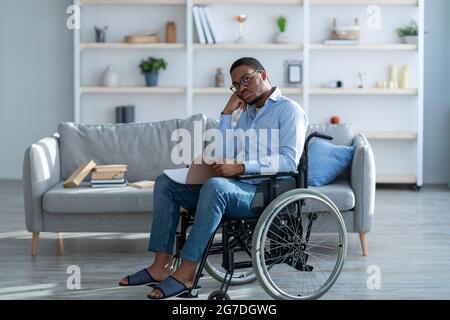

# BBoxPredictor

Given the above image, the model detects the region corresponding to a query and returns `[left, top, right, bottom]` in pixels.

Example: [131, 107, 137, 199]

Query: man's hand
[212, 163, 245, 177]
[222, 93, 247, 115]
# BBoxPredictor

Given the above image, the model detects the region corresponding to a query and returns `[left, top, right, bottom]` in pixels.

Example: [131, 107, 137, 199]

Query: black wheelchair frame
[173, 132, 333, 299]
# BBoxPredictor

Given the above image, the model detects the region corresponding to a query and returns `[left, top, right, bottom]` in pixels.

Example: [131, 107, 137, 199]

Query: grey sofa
[23, 114, 376, 256]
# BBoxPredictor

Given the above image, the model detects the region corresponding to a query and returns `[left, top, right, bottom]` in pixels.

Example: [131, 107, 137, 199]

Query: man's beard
[247, 93, 263, 106]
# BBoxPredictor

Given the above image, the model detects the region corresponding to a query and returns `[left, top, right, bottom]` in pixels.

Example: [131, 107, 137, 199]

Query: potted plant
[139, 57, 167, 87]
[274, 16, 289, 44]
[396, 20, 418, 44]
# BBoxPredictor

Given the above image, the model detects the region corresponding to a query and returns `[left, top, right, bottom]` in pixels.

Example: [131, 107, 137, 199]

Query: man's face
[231, 65, 267, 105]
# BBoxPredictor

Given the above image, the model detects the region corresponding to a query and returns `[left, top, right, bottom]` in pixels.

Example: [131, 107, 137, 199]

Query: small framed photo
[285, 60, 303, 87]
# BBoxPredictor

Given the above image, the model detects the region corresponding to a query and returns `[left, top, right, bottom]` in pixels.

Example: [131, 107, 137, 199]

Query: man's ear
[260, 70, 268, 81]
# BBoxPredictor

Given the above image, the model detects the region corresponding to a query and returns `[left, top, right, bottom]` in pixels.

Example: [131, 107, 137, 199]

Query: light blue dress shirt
[218, 87, 308, 177]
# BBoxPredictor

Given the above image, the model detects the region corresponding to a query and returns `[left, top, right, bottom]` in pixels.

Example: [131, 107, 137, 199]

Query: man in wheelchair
[119, 57, 309, 299]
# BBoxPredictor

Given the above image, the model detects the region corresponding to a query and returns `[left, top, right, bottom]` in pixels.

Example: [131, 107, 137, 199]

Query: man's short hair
[229, 57, 265, 74]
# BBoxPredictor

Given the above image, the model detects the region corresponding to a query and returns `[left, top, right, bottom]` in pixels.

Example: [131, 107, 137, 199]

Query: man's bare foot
[148, 261, 197, 299]
[147, 271, 194, 299]
[119, 264, 173, 286]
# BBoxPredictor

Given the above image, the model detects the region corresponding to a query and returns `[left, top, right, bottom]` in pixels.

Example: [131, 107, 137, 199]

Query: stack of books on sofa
[90, 165, 128, 188]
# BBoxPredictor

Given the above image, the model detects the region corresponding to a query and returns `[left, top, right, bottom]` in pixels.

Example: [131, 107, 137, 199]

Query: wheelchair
[172, 132, 348, 300]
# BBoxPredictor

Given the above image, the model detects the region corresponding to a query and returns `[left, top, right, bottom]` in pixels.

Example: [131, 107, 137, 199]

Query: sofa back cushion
[59, 114, 208, 182]
[306, 123, 354, 146]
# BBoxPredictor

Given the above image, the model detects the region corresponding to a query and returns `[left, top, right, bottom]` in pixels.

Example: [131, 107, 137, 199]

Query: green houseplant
[139, 57, 167, 87]
[396, 20, 418, 44]
[277, 16, 287, 33]
[274, 16, 289, 44]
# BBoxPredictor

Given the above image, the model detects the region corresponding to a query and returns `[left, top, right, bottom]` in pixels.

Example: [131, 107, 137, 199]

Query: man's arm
[218, 93, 247, 159]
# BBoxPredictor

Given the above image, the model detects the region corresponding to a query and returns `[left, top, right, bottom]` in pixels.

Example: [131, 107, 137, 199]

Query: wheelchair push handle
[313, 132, 333, 141]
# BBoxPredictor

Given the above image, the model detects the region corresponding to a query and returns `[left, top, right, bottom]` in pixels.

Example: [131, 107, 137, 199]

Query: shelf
[193, 87, 417, 96]
[80, 87, 416, 96]
[194, 43, 303, 50]
[193, 0, 417, 5]
[80, 0, 185, 5]
[194, 87, 303, 94]
[377, 175, 417, 184]
[310, 44, 418, 51]
[80, 0, 418, 6]
[81, 86, 186, 94]
[81, 43, 417, 51]
[309, 88, 418, 95]
[312, 0, 418, 5]
[193, 0, 302, 5]
[81, 43, 186, 50]
[362, 131, 417, 140]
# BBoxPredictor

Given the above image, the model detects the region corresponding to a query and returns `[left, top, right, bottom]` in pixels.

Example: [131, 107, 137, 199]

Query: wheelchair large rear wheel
[252, 189, 347, 300]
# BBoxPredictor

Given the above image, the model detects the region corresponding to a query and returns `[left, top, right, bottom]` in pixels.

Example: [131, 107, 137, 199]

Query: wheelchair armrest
[235, 172, 299, 211]
[235, 171, 298, 181]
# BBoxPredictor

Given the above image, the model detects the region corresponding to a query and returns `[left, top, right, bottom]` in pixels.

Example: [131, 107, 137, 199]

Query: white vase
[402, 36, 418, 44]
[274, 31, 289, 44]
[101, 65, 119, 87]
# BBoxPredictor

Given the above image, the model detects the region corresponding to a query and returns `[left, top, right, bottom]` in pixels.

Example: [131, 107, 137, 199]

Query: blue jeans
[148, 173, 258, 263]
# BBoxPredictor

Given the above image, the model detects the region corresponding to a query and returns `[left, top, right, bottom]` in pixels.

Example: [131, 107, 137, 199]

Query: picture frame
[285, 60, 303, 87]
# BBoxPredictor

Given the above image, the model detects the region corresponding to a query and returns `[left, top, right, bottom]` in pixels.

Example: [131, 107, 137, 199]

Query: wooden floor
[1, 180, 449, 300]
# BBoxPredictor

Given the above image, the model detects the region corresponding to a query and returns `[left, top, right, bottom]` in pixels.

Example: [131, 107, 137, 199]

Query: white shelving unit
[74, 0, 424, 187]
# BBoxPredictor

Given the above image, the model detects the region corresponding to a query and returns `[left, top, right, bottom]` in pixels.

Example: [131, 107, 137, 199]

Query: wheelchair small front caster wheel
[413, 185, 422, 192]
[208, 290, 230, 300]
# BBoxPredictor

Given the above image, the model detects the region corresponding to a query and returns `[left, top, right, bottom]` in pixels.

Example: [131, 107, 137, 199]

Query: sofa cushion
[308, 139, 355, 186]
[309, 180, 356, 211]
[43, 182, 154, 214]
[58, 114, 209, 182]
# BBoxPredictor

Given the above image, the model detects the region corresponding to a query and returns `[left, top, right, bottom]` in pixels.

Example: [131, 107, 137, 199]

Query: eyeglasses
[230, 70, 261, 93]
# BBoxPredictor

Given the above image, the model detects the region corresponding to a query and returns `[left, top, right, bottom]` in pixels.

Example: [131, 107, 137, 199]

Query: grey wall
[0, 0, 73, 179]
[0, 0, 449, 184]
[424, 0, 450, 184]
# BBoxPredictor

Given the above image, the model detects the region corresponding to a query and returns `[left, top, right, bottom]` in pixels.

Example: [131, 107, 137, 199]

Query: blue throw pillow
[308, 139, 355, 187]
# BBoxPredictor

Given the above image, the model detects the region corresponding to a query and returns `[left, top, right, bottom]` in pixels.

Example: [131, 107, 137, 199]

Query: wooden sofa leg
[59, 233, 64, 252]
[32, 232, 40, 256]
[359, 232, 368, 257]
